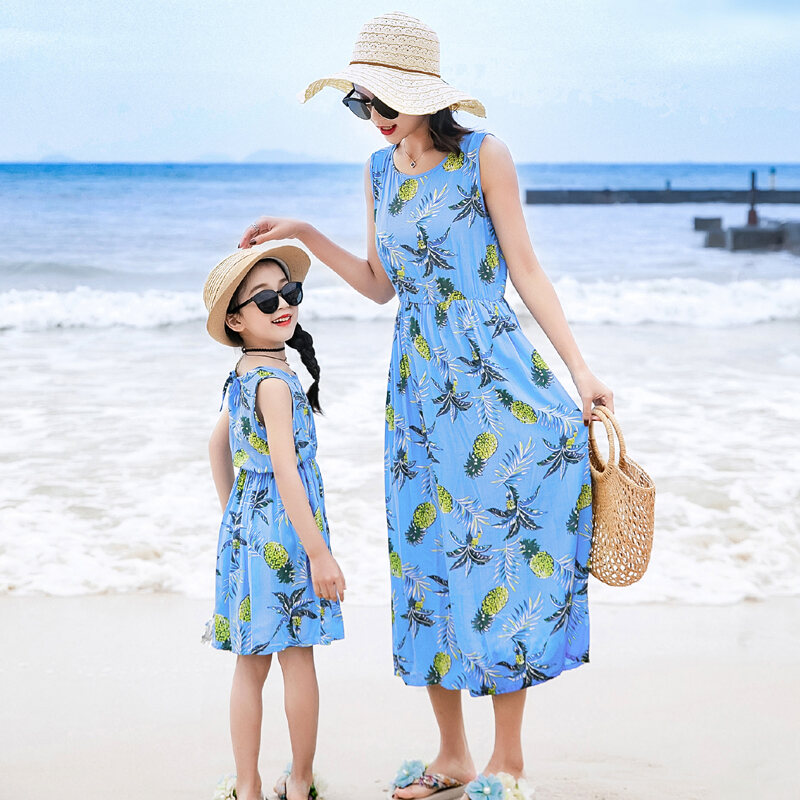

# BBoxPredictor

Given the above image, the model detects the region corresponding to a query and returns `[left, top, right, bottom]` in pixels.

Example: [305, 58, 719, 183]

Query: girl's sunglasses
[342, 88, 399, 120]
[231, 282, 303, 315]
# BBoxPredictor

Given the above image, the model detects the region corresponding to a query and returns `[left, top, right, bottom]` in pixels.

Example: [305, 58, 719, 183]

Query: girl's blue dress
[372, 130, 591, 696]
[211, 367, 344, 655]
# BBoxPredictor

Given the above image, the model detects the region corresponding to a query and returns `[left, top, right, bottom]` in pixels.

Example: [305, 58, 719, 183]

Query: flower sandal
[464, 773, 535, 800]
[275, 763, 326, 800]
[392, 759, 465, 800]
[212, 774, 268, 800]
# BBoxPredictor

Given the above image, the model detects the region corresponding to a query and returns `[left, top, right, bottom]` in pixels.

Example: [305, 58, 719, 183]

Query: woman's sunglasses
[230, 282, 303, 315]
[342, 88, 399, 120]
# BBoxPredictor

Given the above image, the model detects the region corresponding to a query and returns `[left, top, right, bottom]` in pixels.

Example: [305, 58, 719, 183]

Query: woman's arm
[237, 161, 396, 305]
[480, 135, 613, 424]
[209, 410, 234, 510]
[257, 378, 346, 601]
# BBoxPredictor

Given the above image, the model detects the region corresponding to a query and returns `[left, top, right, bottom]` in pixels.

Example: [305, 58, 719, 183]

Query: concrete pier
[525, 189, 800, 205]
[694, 217, 722, 231]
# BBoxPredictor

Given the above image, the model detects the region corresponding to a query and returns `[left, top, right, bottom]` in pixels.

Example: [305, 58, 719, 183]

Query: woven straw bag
[587, 405, 655, 586]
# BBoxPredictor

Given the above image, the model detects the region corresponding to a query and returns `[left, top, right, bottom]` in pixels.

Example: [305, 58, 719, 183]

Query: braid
[287, 323, 322, 413]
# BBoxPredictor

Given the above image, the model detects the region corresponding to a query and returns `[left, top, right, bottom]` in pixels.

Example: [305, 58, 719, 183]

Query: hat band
[349, 60, 441, 78]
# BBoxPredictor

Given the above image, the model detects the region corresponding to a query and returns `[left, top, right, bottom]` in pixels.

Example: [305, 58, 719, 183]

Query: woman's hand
[571, 367, 614, 426]
[309, 551, 346, 602]
[237, 216, 309, 249]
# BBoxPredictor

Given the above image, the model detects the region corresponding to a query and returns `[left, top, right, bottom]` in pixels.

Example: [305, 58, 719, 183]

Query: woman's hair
[428, 107, 473, 154]
[225, 261, 322, 413]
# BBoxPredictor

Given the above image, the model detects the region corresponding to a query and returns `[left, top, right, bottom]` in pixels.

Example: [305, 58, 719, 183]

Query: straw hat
[203, 240, 311, 346]
[301, 11, 486, 118]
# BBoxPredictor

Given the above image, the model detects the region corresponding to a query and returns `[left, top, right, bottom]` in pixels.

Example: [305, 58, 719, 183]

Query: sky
[1, 0, 799, 163]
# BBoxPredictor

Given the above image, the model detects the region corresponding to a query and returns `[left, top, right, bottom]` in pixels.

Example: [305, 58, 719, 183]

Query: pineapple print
[389, 178, 419, 215]
[442, 151, 465, 171]
[472, 586, 509, 632]
[397, 353, 411, 392]
[235, 469, 246, 498]
[478, 244, 500, 283]
[495, 388, 538, 424]
[464, 432, 498, 478]
[233, 449, 249, 468]
[568, 483, 592, 532]
[436, 485, 454, 513]
[248, 431, 270, 455]
[409, 318, 431, 361]
[405, 501, 437, 545]
[426, 650, 453, 684]
[529, 551, 555, 578]
[389, 550, 402, 578]
[214, 613, 231, 645]
[435, 290, 466, 327]
[386, 403, 395, 431]
[238, 595, 251, 623]
[531, 350, 553, 388]
[314, 507, 324, 531]
[264, 541, 295, 584]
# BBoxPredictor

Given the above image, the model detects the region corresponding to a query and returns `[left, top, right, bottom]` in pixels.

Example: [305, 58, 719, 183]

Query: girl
[203, 241, 345, 800]
[239, 12, 613, 799]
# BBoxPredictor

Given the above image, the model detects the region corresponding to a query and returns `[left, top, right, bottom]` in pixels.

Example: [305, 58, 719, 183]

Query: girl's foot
[236, 783, 264, 800]
[393, 755, 477, 799]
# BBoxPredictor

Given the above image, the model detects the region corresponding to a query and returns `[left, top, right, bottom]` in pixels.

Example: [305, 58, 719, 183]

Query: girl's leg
[394, 685, 476, 799]
[276, 646, 319, 800]
[484, 688, 527, 778]
[231, 653, 273, 800]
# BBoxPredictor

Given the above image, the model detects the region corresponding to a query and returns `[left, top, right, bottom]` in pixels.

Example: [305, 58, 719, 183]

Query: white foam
[1, 276, 798, 331]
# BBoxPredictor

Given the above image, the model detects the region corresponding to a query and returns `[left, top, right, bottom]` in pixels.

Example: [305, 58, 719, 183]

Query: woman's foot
[458, 764, 527, 800]
[275, 770, 314, 800]
[393, 755, 477, 799]
[236, 780, 264, 800]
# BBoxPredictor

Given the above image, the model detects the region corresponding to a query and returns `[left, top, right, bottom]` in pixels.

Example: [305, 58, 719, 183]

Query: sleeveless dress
[372, 130, 591, 697]
[210, 367, 344, 655]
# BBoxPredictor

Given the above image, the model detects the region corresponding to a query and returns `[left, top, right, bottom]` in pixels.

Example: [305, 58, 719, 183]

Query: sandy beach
[2, 595, 797, 800]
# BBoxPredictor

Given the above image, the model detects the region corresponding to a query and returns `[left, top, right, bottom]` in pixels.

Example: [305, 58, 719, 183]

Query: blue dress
[372, 130, 591, 696]
[210, 367, 344, 655]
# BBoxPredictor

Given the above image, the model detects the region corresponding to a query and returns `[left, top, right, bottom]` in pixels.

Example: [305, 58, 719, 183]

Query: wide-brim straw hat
[203, 240, 311, 347]
[301, 11, 486, 118]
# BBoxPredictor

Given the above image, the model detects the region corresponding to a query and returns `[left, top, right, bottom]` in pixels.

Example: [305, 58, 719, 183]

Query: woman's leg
[276, 646, 318, 800]
[231, 653, 273, 800]
[394, 685, 477, 799]
[484, 688, 527, 777]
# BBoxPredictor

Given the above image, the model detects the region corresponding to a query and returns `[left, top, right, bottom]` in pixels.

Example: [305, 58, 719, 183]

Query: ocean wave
[0, 277, 798, 331]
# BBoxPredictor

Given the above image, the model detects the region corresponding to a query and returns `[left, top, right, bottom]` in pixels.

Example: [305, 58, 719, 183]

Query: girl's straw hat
[301, 11, 486, 118]
[203, 241, 311, 346]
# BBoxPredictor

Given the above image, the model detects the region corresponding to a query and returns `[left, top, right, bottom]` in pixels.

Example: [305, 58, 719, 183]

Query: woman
[238, 11, 613, 800]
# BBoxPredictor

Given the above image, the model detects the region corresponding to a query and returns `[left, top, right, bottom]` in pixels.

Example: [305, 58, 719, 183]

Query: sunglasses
[230, 281, 303, 315]
[342, 88, 399, 120]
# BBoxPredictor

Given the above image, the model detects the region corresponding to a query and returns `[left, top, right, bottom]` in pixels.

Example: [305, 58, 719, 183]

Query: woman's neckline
[390, 145, 450, 179]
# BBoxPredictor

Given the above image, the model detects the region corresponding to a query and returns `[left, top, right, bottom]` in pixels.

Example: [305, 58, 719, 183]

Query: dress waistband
[397, 293, 506, 307]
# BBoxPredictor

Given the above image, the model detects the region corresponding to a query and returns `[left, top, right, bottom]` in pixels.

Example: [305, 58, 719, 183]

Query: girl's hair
[428, 107, 473, 154]
[225, 262, 322, 413]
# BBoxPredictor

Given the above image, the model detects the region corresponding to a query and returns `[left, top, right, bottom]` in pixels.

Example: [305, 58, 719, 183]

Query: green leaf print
[448, 182, 487, 226]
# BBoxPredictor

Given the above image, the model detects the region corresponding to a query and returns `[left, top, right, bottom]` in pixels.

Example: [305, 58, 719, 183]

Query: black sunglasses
[231, 282, 303, 315]
[342, 88, 399, 120]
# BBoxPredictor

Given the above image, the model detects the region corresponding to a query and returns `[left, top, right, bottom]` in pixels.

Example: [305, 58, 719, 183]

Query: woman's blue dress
[211, 367, 344, 655]
[372, 130, 591, 696]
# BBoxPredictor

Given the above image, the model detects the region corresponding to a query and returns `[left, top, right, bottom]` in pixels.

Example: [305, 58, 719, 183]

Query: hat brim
[301, 64, 486, 118]
[204, 242, 311, 347]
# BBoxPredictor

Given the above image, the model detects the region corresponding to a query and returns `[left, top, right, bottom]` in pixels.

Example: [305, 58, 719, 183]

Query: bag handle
[588, 405, 627, 471]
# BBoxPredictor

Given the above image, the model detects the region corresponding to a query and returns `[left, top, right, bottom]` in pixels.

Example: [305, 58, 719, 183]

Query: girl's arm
[257, 378, 346, 602]
[236, 161, 396, 305]
[479, 135, 614, 425]
[209, 410, 234, 510]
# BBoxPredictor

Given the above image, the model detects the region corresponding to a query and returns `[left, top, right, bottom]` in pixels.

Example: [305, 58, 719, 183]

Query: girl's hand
[309, 551, 346, 602]
[237, 216, 309, 249]
[571, 367, 614, 426]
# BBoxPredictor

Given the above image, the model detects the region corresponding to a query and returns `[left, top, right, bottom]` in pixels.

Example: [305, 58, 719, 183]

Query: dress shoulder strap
[369, 145, 393, 206]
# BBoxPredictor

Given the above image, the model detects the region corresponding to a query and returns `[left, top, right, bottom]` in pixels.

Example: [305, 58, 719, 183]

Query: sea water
[0, 162, 798, 605]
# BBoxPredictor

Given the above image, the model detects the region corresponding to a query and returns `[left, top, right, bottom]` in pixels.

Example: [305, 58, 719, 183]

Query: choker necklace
[403, 139, 435, 168]
[242, 346, 285, 354]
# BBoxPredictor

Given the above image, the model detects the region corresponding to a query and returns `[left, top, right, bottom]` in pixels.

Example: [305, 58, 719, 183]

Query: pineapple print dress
[210, 367, 344, 655]
[374, 130, 592, 697]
